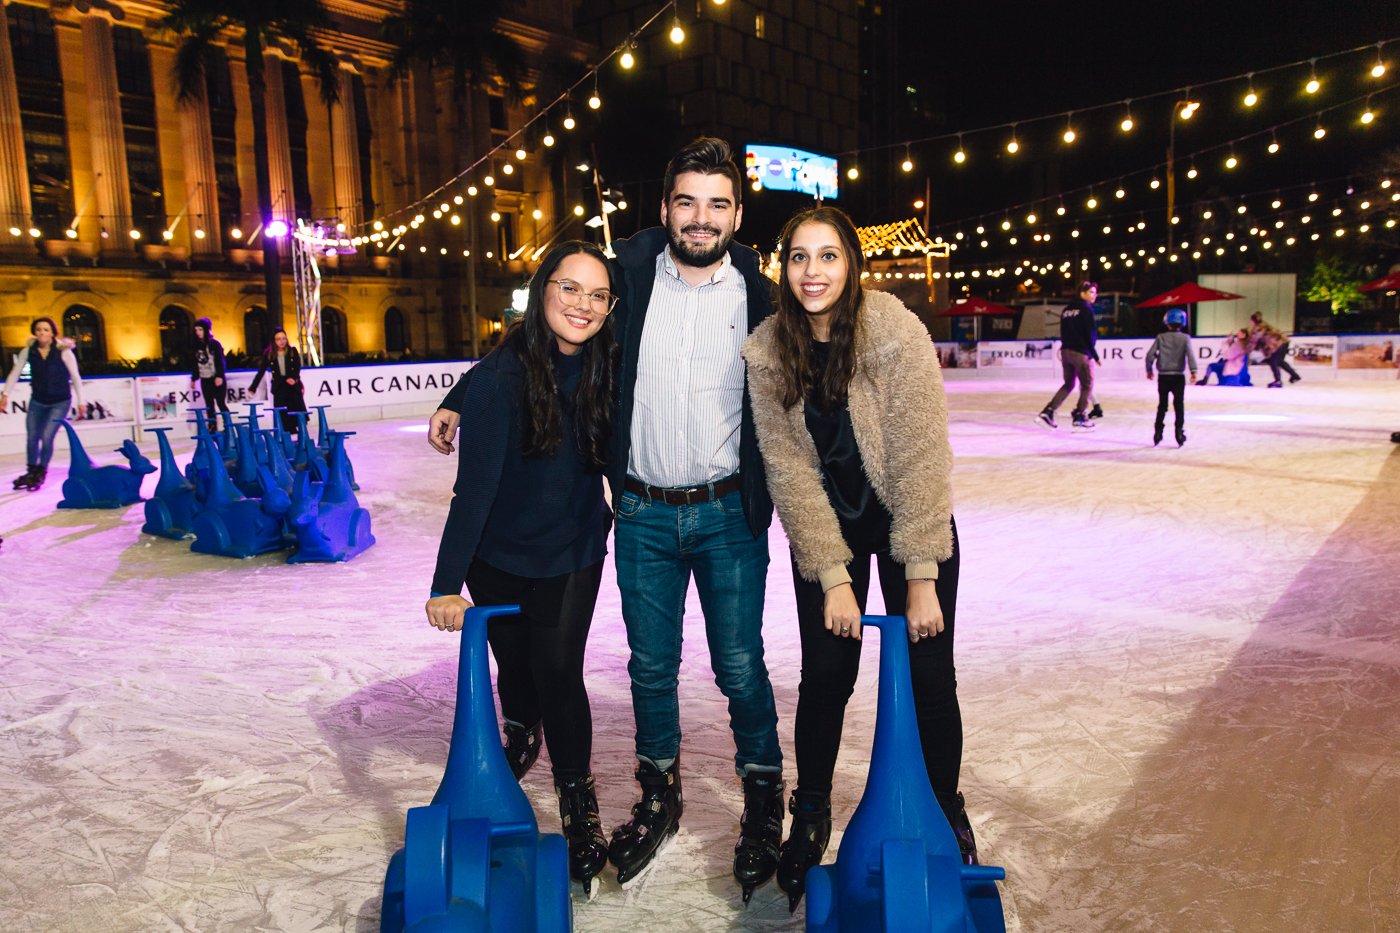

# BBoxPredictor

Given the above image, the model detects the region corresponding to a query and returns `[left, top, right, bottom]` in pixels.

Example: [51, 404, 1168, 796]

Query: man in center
[604, 137, 783, 898]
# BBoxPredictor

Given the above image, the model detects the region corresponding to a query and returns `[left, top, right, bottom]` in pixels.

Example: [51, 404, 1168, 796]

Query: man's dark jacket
[608, 227, 774, 538]
[438, 228, 775, 537]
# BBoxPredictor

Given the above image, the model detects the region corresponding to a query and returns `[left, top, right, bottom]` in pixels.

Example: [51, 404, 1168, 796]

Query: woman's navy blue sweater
[431, 342, 610, 595]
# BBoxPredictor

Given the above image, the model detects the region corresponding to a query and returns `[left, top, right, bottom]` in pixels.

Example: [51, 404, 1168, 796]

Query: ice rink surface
[2, 375, 1398, 932]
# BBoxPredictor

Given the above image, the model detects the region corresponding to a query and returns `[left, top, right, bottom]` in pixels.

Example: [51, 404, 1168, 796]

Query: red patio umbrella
[1360, 271, 1400, 291]
[938, 296, 1018, 340]
[1137, 282, 1245, 308]
[937, 296, 1018, 316]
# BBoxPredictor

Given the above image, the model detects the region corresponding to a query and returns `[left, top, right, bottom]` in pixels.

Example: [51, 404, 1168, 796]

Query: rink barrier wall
[0, 360, 476, 454]
[937, 333, 1400, 382]
[3, 335, 1396, 453]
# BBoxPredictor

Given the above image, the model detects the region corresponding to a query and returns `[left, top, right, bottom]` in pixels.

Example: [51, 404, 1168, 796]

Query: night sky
[899, 1, 1400, 234]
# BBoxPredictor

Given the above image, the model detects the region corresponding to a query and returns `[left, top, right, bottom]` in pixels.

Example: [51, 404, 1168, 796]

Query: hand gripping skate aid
[381, 605, 571, 932]
[55, 419, 155, 509]
[803, 615, 1006, 933]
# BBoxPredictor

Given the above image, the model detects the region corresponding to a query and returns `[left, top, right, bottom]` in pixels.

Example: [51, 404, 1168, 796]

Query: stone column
[330, 68, 361, 230]
[0, 1, 34, 238]
[175, 86, 222, 254]
[79, 12, 132, 246]
[261, 52, 295, 226]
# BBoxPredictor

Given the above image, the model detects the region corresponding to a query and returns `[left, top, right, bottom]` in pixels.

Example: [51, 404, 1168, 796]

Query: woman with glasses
[425, 240, 619, 897]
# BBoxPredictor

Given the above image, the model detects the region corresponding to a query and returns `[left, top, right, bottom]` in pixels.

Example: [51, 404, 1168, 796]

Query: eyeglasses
[548, 278, 618, 315]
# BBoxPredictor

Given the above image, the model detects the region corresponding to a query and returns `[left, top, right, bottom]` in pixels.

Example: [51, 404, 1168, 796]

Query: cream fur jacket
[742, 289, 953, 591]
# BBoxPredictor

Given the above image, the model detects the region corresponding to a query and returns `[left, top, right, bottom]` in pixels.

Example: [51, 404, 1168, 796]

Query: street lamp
[1166, 97, 1199, 254]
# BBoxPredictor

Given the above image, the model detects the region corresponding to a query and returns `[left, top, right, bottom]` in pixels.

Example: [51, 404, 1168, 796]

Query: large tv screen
[745, 145, 839, 200]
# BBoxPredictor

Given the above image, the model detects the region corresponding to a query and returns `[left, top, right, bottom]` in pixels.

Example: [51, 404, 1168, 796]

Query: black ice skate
[18, 466, 46, 490]
[1088, 403, 1104, 419]
[1035, 410, 1057, 429]
[502, 719, 542, 779]
[1176, 427, 1187, 447]
[776, 792, 831, 913]
[733, 770, 784, 904]
[556, 773, 608, 899]
[608, 757, 683, 886]
[947, 792, 980, 865]
[12, 465, 37, 489]
[1071, 413, 1095, 430]
[1153, 425, 1164, 447]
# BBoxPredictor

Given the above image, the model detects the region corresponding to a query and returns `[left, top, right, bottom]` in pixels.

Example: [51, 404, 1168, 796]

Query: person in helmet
[1146, 308, 1197, 447]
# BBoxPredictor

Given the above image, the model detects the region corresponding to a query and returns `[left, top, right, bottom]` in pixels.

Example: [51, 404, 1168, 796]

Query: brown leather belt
[623, 475, 742, 506]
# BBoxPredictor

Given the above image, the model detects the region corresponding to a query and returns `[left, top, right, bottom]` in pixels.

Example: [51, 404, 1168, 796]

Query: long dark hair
[503, 240, 616, 468]
[264, 327, 293, 357]
[772, 206, 866, 412]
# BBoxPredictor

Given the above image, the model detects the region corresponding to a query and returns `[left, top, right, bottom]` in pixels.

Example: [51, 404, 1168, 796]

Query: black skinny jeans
[790, 517, 963, 818]
[466, 557, 604, 783]
[1155, 374, 1187, 431]
[200, 376, 230, 418]
[1266, 342, 1300, 383]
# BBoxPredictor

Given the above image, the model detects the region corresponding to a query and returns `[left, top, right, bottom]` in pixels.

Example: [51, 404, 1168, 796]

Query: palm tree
[381, 0, 527, 357]
[381, 0, 526, 146]
[161, 0, 341, 322]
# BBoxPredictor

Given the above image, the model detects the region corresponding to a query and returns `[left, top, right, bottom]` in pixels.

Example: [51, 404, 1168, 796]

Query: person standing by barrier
[425, 240, 618, 897]
[1, 316, 84, 491]
[189, 317, 231, 420]
[744, 206, 977, 912]
[1036, 281, 1100, 430]
[1248, 312, 1300, 388]
[249, 328, 308, 432]
[1146, 308, 1198, 447]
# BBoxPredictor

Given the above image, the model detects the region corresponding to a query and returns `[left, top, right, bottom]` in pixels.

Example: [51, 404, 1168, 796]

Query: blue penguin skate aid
[804, 615, 1005, 933]
[381, 605, 570, 932]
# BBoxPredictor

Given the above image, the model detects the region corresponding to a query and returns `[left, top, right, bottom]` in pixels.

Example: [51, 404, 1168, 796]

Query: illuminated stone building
[0, 0, 590, 366]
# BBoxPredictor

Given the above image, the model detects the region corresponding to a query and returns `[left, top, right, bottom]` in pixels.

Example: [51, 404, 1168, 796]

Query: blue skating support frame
[310, 404, 358, 489]
[54, 419, 154, 509]
[141, 426, 198, 538]
[804, 615, 1006, 933]
[284, 431, 375, 563]
[381, 605, 570, 933]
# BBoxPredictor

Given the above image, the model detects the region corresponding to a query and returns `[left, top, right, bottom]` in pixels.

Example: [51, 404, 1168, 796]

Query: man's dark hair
[1078, 281, 1098, 295]
[662, 137, 743, 205]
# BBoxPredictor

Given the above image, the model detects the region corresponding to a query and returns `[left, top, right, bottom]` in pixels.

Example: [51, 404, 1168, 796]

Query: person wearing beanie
[189, 317, 230, 420]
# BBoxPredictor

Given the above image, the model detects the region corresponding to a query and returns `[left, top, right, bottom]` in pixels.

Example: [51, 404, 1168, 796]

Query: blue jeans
[26, 398, 70, 466]
[614, 483, 781, 775]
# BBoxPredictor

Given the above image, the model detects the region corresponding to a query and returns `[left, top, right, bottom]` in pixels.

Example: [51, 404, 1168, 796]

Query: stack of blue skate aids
[54, 402, 373, 563]
[803, 615, 1006, 933]
[381, 604, 572, 933]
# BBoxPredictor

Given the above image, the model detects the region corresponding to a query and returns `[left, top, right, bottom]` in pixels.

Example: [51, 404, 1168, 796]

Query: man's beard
[667, 221, 732, 268]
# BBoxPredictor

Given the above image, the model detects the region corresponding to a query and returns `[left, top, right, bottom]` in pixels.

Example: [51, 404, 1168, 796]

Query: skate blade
[616, 830, 678, 891]
[581, 875, 601, 900]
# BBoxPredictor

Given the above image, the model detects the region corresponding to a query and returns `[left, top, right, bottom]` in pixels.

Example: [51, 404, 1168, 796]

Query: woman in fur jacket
[742, 205, 976, 912]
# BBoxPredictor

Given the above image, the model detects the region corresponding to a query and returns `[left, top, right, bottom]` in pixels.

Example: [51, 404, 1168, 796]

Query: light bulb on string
[588, 76, 601, 110]
[1305, 59, 1320, 94]
[1371, 43, 1386, 78]
[1243, 74, 1258, 107]
[619, 40, 636, 70]
[1006, 125, 1019, 154]
[484, 173, 495, 186]
[1313, 119, 1326, 139]
[502, 162, 514, 175]
[543, 132, 555, 147]
[1186, 163, 1198, 179]
[1361, 98, 1375, 124]
[563, 102, 576, 130]
[1225, 152, 1238, 170]
[1114, 184, 1126, 199]
[1120, 101, 1134, 132]
[1149, 177, 1161, 190]
[453, 194, 463, 205]
[670, 17, 685, 44]
[953, 133, 966, 164]
[1056, 203, 1066, 216]
[901, 145, 913, 173]
[515, 147, 527, 161]
[1062, 114, 1076, 144]
[1268, 133, 1280, 154]
[1086, 193, 1098, 210]
[846, 165, 860, 180]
